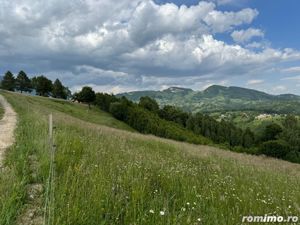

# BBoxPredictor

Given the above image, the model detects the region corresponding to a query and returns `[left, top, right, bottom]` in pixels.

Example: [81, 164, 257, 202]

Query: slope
[0, 103, 3, 120]
[0, 91, 299, 225]
[118, 85, 300, 113]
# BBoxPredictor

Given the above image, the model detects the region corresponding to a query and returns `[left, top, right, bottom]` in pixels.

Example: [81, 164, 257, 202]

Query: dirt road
[0, 94, 17, 167]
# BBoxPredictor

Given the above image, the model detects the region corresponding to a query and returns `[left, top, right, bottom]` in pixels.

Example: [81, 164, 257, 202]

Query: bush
[259, 140, 290, 159]
[284, 151, 300, 163]
[139, 96, 159, 112]
[109, 102, 129, 121]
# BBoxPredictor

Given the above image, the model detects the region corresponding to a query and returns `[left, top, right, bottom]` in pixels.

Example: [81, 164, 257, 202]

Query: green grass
[15, 93, 134, 132]
[0, 103, 4, 120]
[0, 91, 299, 225]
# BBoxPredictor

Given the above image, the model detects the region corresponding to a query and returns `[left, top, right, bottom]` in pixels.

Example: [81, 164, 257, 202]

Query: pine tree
[52, 79, 67, 99]
[1, 71, 15, 91]
[34, 76, 53, 96]
[15, 70, 31, 93]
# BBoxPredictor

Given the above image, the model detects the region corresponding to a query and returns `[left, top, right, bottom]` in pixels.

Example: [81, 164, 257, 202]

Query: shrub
[259, 140, 290, 159]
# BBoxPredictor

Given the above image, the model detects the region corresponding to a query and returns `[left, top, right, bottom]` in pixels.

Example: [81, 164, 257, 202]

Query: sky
[1, 0, 300, 95]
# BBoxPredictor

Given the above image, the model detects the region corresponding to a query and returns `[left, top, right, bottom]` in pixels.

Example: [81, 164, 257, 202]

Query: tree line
[85, 91, 299, 163]
[2, 72, 299, 164]
[0, 70, 71, 99]
[73, 88, 211, 144]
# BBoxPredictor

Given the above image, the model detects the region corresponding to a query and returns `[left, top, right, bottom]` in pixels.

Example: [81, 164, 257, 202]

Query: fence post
[44, 113, 54, 225]
[49, 114, 53, 141]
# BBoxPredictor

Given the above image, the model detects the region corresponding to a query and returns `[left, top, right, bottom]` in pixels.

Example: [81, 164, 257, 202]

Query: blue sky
[0, 0, 300, 94]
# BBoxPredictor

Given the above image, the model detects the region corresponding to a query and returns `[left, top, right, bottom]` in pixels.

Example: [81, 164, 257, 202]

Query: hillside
[118, 85, 300, 113]
[0, 103, 3, 120]
[0, 91, 299, 224]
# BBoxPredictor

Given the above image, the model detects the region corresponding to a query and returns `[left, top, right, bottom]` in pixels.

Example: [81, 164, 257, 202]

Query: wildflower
[187, 202, 190, 206]
[181, 207, 186, 212]
[149, 209, 154, 214]
[197, 218, 201, 222]
[159, 211, 165, 216]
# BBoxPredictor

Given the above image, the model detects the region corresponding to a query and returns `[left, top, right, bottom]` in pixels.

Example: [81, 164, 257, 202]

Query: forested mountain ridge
[118, 85, 300, 113]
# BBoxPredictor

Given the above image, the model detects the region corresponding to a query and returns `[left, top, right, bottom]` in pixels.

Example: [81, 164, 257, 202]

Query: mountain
[118, 85, 300, 114]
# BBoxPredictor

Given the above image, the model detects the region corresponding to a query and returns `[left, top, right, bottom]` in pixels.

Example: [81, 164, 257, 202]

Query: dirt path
[0, 94, 17, 167]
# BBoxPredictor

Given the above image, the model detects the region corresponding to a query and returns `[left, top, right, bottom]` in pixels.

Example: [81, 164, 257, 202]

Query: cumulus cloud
[204, 8, 258, 33]
[0, 0, 299, 93]
[231, 28, 264, 43]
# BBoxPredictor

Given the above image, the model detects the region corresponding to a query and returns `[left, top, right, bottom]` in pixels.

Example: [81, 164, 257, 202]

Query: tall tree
[1, 71, 15, 91]
[262, 123, 283, 141]
[139, 96, 159, 112]
[15, 70, 31, 93]
[242, 128, 255, 148]
[52, 79, 67, 99]
[34, 76, 53, 96]
[63, 87, 72, 100]
[75, 86, 96, 108]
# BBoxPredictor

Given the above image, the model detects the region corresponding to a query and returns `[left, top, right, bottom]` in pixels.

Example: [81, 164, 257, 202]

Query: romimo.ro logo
[242, 215, 299, 223]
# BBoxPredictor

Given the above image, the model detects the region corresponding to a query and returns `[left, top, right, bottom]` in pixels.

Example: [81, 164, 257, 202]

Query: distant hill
[118, 85, 300, 114]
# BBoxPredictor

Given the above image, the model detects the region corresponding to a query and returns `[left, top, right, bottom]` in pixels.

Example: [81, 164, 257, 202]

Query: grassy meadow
[0, 91, 299, 225]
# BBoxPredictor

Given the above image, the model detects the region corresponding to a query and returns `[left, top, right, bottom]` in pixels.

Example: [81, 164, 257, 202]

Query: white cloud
[273, 85, 287, 92]
[209, 0, 249, 6]
[231, 28, 264, 43]
[281, 75, 300, 81]
[247, 79, 264, 85]
[204, 8, 258, 33]
[0, 0, 299, 92]
[281, 66, 300, 73]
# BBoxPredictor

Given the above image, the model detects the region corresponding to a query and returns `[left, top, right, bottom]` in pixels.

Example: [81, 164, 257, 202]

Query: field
[0, 102, 3, 120]
[0, 91, 299, 225]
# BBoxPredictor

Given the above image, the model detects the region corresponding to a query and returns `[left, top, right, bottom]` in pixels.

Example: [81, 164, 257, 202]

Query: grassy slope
[0, 102, 3, 120]
[0, 91, 299, 225]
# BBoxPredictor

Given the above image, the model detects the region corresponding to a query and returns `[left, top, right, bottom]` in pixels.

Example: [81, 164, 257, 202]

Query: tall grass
[0, 91, 299, 225]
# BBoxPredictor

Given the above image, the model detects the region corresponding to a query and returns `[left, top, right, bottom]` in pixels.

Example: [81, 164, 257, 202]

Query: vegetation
[0, 90, 299, 225]
[0, 102, 3, 120]
[101, 94, 210, 145]
[96, 92, 300, 163]
[52, 79, 68, 99]
[0, 70, 70, 100]
[118, 85, 300, 114]
[139, 96, 159, 113]
[2, 69, 299, 163]
[15, 71, 31, 93]
[73, 86, 96, 108]
[0, 71, 15, 91]
[31, 75, 53, 96]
